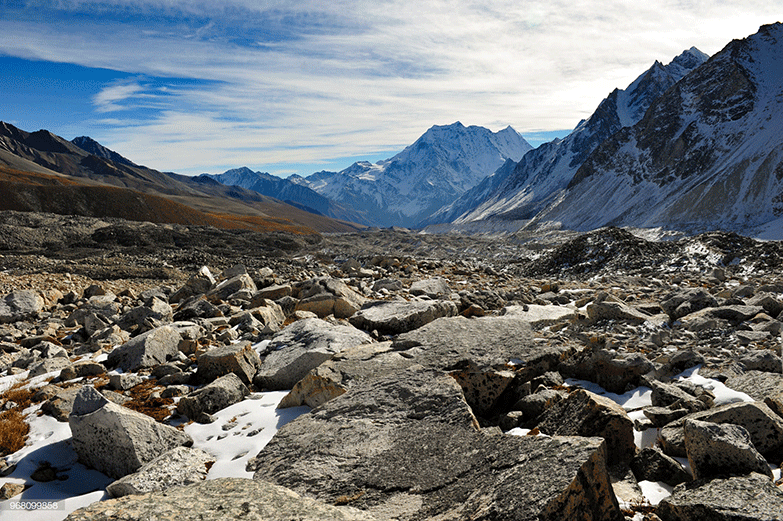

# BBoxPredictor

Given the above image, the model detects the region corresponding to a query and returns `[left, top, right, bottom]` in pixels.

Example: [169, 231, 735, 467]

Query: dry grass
[123, 380, 174, 422]
[0, 383, 38, 457]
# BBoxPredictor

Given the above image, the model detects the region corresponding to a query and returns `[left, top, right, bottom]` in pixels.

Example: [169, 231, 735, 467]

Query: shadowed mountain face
[0, 123, 364, 234]
[525, 22, 783, 238]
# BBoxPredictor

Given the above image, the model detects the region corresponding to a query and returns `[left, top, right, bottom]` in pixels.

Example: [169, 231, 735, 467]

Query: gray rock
[116, 298, 173, 330]
[513, 389, 565, 422]
[254, 318, 372, 390]
[0, 290, 44, 323]
[250, 368, 623, 521]
[206, 273, 257, 302]
[60, 360, 105, 381]
[196, 340, 261, 385]
[684, 419, 773, 480]
[106, 446, 215, 498]
[28, 357, 72, 377]
[109, 373, 144, 391]
[66, 478, 379, 521]
[251, 284, 292, 302]
[661, 288, 717, 320]
[739, 349, 783, 373]
[559, 346, 654, 394]
[657, 473, 783, 521]
[659, 401, 783, 463]
[630, 447, 691, 486]
[500, 304, 577, 327]
[173, 297, 223, 321]
[41, 386, 82, 422]
[643, 406, 690, 427]
[349, 300, 458, 335]
[371, 278, 403, 293]
[106, 325, 182, 372]
[294, 277, 367, 319]
[708, 305, 766, 323]
[725, 370, 783, 401]
[536, 388, 636, 466]
[409, 277, 450, 298]
[586, 301, 651, 324]
[650, 380, 706, 412]
[177, 373, 249, 421]
[747, 292, 783, 318]
[69, 386, 192, 479]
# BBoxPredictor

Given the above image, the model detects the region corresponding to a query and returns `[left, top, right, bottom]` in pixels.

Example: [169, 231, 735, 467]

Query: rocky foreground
[1, 212, 783, 520]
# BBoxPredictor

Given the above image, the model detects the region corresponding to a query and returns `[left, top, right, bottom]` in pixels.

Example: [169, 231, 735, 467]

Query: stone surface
[206, 273, 257, 301]
[41, 385, 82, 422]
[294, 277, 367, 319]
[249, 368, 623, 521]
[66, 478, 379, 521]
[500, 304, 577, 327]
[536, 389, 636, 466]
[106, 325, 182, 372]
[69, 386, 192, 479]
[724, 370, 783, 401]
[106, 446, 216, 498]
[0, 289, 44, 323]
[630, 447, 692, 487]
[559, 346, 654, 394]
[255, 318, 372, 390]
[661, 288, 717, 320]
[177, 373, 250, 421]
[657, 473, 783, 521]
[196, 340, 261, 384]
[408, 277, 450, 298]
[586, 301, 651, 324]
[349, 300, 458, 335]
[684, 419, 773, 480]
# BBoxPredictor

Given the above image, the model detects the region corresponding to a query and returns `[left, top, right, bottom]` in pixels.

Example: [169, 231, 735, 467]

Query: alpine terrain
[294, 122, 532, 228]
[423, 47, 709, 229]
[523, 22, 783, 239]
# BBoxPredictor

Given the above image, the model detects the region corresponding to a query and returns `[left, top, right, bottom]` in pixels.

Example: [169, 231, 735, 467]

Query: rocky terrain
[1, 211, 783, 520]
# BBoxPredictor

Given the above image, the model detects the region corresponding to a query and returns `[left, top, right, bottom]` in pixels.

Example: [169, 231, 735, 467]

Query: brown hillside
[0, 166, 317, 234]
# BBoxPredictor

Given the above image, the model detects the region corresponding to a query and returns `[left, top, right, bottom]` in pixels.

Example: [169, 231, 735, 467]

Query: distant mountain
[299, 122, 532, 227]
[423, 47, 708, 227]
[200, 167, 369, 224]
[523, 22, 783, 239]
[71, 136, 138, 167]
[0, 122, 363, 234]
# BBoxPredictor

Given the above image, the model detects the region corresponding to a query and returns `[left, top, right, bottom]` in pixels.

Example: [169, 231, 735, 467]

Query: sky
[0, 2, 780, 177]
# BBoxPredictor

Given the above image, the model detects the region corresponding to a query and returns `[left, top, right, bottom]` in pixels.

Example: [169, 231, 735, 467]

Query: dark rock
[196, 340, 261, 385]
[349, 300, 458, 335]
[684, 419, 772, 480]
[559, 346, 654, 394]
[177, 373, 250, 421]
[630, 447, 691, 487]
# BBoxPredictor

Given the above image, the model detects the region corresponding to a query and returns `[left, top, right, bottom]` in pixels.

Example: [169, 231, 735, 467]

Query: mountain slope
[300, 122, 532, 227]
[0, 123, 363, 233]
[424, 48, 708, 227]
[525, 22, 783, 238]
[200, 167, 369, 224]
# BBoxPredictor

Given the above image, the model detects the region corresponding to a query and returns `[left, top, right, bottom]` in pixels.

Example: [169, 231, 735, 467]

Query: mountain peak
[71, 135, 137, 167]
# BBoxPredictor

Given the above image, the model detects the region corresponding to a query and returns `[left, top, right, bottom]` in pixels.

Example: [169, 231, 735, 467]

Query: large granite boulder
[294, 277, 367, 319]
[106, 446, 216, 498]
[196, 340, 261, 385]
[254, 318, 372, 390]
[684, 419, 773, 480]
[249, 368, 624, 521]
[349, 300, 458, 335]
[725, 370, 783, 401]
[657, 473, 783, 521]
[536, 389, 636, 466]
[177, 373, 249, 421]
[0, 289, 44, 323]
[69, 386, 192, 479]
[106, 325, 182, 372]
[66, 478, 378, 521]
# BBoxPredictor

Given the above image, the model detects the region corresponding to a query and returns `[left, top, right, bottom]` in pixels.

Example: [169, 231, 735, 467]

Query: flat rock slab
[106, 325, 182, 372]
[349, 300, 458, 335]
[725, 370, 783, 401]
[255, 318, 373, 390]
[657, 473, 783, 521]
[66, 478, 378, 521]
[392, 315, 568, 376]
[250, 368, 623, 521]
[501, 304, 577, 327]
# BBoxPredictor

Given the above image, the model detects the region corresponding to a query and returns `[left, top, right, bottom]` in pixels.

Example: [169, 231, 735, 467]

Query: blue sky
[0, 2, 780, 177]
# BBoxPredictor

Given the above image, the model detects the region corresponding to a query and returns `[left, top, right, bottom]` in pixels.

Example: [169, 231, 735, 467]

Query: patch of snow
[637, 481, 674, 506]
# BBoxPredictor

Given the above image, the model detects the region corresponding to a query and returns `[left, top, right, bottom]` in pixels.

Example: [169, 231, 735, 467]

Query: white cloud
[1, 0, 781, 175]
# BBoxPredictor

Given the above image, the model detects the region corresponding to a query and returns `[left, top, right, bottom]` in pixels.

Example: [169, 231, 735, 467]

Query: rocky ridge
[0, 212, 782, 520]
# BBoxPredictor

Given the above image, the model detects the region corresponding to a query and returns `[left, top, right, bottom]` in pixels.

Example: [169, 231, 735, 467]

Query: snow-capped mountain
[200, 167, 368, 224]
[524, 22, 783, 239]
[423, 47, 708, 227]
[299, 122, 532, 227]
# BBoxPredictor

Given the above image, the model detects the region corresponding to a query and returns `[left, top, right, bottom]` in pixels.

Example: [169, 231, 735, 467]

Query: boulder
[724, 370, 783, 401]
[659, 401, 783, 462]
[0, 289, 44, 323]
[559, 346, 654, 394]
[69, 386, 192, 479]
[747, 292, 783, 318]
[536, 389, 636, 466]
[60, 360, 106, 381]
[661, 288, 717, 320]
[66, 478, 379, 521]
[649, 380, 706, 412]
[254, 318, 372, 390]
[586, 301, 651, 324]
[196, 341, 261, 385]
[500, 304, 577, 327]
[512, 389, 565, 423]
[657, 473, 783, 521]
[41, 385, 82, 422]
[249, 368, 623, 521]
[739, 350, 783, 373]
[294, 277, 366, 319]
[684, 419, 773, 480]
[115, 298, 173, 330]
[251, 284, 292, 303]
[206, 273, 257, 302]
[409, 277, 450, 298]
[28, 357, 72, 377]
[106, 325, 182, 372]
[349, 300, 458, 335]
[177, 373, 250, 421]
[106, 446, 215, 498]
[630, 447, 691, 487]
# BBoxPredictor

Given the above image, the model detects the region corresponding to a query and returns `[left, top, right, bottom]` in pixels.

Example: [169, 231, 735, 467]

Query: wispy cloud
[0, 1, 781, 175]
